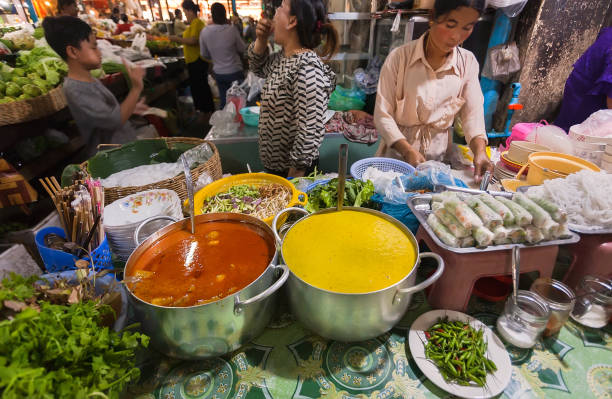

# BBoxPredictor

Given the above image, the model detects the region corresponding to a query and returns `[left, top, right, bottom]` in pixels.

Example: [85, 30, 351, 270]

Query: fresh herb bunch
[423, 318, 497, 387]
[305, 178, 376, 213]
[0, 273, 38, 310]
[0, 301, 149, 399]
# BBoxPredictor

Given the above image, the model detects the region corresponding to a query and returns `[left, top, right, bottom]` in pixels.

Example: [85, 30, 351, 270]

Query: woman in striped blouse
[248, 0, 338, 177]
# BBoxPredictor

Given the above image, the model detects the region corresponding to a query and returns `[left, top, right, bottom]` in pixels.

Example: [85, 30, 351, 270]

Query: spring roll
[465, 196, 503, 229]
[427, 214, 460, 247]
[460, 236, 475, 248]
[431, 201, 443, 212]
[527, 195, 568, 224]
[513, 193, 553, 228]
[479, 193, 515, 226]
[555, 223, 572, 238]
[432, 191, 459, 203]
[524, 225, 545, 243]
[492, 225, 510, 241]
[443, 198, 483, 230]
[507, 226, 527, 243]
[496, 197, 533, 226]
[541, 219, 561, 239]
[494, 237, 513, 245]
[434, 207, 471, 238]
[473, 226, 495, 247]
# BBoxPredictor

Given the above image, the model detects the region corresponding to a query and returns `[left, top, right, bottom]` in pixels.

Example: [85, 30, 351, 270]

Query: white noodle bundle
[526, 170, 612, 229]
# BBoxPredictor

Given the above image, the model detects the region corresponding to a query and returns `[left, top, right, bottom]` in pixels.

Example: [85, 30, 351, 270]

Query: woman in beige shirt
[374, 0, 492, 183]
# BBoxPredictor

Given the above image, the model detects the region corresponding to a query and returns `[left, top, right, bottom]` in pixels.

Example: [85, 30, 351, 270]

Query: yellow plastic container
[190, 173, 307, 225]
[515, 151, 600, 185]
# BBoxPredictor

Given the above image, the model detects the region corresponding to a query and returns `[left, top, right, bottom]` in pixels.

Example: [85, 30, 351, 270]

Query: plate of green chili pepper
[408, 310, 512, 398]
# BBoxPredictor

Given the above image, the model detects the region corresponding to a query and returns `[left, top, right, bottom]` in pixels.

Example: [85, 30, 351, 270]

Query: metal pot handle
[271, 207, 309, 244]
[234, 264, 290, 314]
[393, 252, 444, 305]
[133, 215, 179, 246]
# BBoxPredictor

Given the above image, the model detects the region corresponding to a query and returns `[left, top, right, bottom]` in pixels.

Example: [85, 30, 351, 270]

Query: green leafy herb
[0, 273, 38, 310]
[305, 178, 376, 213]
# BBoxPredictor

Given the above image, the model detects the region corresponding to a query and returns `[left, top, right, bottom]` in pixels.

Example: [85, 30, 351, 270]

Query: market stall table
[127, 291, 612, 399]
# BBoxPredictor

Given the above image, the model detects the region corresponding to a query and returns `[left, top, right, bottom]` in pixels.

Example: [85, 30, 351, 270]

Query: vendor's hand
[404, 148, 426, 167]
[123, 58, 145, 91]
[472, 151, 493, 184]
[133, 98, 149, 115]
[256, 18, 273, 41]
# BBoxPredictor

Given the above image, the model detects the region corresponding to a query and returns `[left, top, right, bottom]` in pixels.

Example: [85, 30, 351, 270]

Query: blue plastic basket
[239, 107, 260, 127]
[35, 226, 113, 273]
[350, 157, 416, 180]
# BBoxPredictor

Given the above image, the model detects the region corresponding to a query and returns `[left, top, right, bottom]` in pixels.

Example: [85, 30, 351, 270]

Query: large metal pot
[273, 207, 444, 342]
[124, 213, 289, 359]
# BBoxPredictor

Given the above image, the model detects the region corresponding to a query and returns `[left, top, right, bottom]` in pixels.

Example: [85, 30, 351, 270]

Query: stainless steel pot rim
[124, 212, 278, 309]
[279, 206, 421, 296]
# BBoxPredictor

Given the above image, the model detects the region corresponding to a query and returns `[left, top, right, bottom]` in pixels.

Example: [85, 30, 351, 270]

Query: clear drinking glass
[496, 290, 551, 349]
[570, 276, 612, 329]
[530, 278, 576, 338]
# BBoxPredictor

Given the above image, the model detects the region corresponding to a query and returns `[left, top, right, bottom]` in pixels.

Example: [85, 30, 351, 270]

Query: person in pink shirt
[374, 0, 492, 183]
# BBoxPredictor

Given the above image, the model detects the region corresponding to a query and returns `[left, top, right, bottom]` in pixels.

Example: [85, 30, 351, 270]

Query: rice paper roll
[541, 219, 560, 239]
[527, 195, 568, 224]
[507, 226, 527, 243]
[465, 196, 503, 229]
[479, 193, 515, 226]
[431, 201, 443, 212]
[524, 226, 545, 243]
[443, 198, 483, 230]
[492, 225, 510, 241]
[473, 226, 495, 247]
[496, 197, 533, 226]
[460, 236, 475, 248]
[494, 237, 513, 245]
[513, 193, 553, 228]
[427, 214, 460, 247]
[555, 223, 572, 238]
[432, 191, 459, 203]
[433, 207, 471, 238]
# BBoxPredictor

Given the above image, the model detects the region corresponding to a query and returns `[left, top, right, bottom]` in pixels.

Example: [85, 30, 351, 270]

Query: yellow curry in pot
[282, 210, 416, 293]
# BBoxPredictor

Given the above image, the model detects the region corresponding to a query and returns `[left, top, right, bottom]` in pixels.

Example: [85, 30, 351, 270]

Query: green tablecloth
[129, 292, 612, 399]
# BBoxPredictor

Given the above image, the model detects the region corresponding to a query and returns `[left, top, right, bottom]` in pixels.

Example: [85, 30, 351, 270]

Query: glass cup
[530, 278, 576, 338]
[496, 290, 551, 349]
[570, 275, 612, 329]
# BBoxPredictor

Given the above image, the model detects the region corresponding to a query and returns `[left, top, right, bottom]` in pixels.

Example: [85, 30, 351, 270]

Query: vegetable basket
[0, 86, 67, 126]
[350, 157, 416, 180]
[80, 137, 222, 205]
[191, 173, 307, 225]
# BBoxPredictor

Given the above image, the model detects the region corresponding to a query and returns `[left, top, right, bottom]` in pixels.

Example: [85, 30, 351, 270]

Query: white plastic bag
[131, 33, 147, 53]
[570, 110, 612, 138]
[244, 71, 265, 102]
[209, 102, 240, 136]
[527, 125, 573, 154]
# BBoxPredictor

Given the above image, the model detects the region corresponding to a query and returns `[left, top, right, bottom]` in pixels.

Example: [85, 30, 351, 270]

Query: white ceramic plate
[408, 310, 512, 399]
[104, 189, 182, 227]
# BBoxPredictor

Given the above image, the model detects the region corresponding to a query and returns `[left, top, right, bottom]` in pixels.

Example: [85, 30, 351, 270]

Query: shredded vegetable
[201, 184, 291, 220]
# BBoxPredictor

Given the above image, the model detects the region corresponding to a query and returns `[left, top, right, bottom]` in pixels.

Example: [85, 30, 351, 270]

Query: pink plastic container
[503, 120, 548, 150]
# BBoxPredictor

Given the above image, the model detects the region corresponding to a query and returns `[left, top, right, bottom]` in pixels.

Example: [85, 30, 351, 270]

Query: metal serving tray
[408, 194, 581, 253]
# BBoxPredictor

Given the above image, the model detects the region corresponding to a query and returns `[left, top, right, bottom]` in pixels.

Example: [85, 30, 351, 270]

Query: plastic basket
[239, 107, 260, 127]
[35, 226, 113, 273]
[350, 157, 416, 180]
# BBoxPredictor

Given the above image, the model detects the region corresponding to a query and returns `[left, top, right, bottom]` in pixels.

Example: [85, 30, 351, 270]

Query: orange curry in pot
[126, 221, 274, 307]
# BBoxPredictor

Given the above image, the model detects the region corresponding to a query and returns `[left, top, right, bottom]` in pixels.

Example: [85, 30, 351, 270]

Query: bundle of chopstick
[39, 176, 105, 254]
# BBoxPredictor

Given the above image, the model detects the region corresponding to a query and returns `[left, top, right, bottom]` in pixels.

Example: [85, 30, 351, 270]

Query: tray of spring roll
[408, 190, 580, 253]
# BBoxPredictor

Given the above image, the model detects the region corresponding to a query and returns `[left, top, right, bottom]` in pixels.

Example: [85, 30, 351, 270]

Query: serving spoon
[181, 155, 196, 235]
[336, 144, 348, 211]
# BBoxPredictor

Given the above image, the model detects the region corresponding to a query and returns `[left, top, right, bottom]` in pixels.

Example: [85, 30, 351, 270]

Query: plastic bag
[244, 71, 265, 102]
[354, 57, 382, 95]
[328, 85, 366, 111]
[209, 102, 240, 136]
[482, 42, 520, 82]
[570, 110, 612, 138]
[384, 161, 460, 205]
[504, 120, 548, 150]
[226, 81, 247, 123]
[488, 0, 528, 17]
[131, 33, 147, 53]
[194, 172, 213, 192]
[527, 125, 573, 154]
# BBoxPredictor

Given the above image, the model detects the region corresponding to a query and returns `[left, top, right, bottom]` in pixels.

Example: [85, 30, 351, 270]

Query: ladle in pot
[336, 144, 348, 212]
[512, 245, 520, 307]
[181, 155, 196, 235]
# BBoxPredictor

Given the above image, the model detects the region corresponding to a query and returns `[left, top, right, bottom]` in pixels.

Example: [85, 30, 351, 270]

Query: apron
[376, 48, 467, 162]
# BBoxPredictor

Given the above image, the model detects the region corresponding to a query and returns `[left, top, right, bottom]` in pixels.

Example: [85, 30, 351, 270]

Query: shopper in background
[170, 0, 215, 117]
[43, 16, 147, 158]
[57, 0, 78, 17]
[373, 0, 492, 183]
[110, 7, 120, 23]
[200, 2, 246, 108]
[114, 14, 133, 34]
[244, 17, 256, 43]
[249, 0, 338, 177]
[232, 15, 243, 38]
[173, 9, 187, 36]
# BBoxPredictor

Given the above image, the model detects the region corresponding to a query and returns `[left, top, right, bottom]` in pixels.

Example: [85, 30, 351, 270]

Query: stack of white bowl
[103, 189, 183, 261]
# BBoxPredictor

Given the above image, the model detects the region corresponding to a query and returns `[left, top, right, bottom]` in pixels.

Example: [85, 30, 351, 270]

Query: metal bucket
[273, 207, 444, 342]
[124, 213, 289, 359]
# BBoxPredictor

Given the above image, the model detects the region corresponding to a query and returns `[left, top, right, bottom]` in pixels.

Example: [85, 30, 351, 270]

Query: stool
[417, 227, 559, 312]
[563, 234, 612, 291]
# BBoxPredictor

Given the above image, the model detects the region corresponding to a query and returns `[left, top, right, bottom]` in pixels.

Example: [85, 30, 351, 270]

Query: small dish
[501, 178, 531, 192]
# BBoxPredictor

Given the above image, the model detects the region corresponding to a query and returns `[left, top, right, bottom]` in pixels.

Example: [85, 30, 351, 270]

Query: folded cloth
[326, 110, 379, 145]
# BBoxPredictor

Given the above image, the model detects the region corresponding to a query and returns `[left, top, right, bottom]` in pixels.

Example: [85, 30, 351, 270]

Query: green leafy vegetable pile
[0, 274, 37, 310]
[305, 178, 376, 213]
[0, 46, 67, 103]
[423, 318, 497, 387]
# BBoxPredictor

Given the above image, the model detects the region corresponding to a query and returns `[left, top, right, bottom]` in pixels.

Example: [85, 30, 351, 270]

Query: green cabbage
[5, 82, 22, 97]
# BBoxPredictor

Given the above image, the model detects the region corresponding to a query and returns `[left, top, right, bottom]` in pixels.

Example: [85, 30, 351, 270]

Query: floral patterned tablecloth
[129, 292, 612, 399]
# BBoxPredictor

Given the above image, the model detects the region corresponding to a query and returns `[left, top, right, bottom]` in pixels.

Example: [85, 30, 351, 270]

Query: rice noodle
[526, 170, 612, 229]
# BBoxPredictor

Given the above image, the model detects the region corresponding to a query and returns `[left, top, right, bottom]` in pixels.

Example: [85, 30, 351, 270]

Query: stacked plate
[104, 189, 183, 261]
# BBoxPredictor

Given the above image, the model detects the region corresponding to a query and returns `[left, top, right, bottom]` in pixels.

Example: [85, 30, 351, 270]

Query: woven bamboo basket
[80, 137, 223, 205]
[0, 86, 67, 126]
